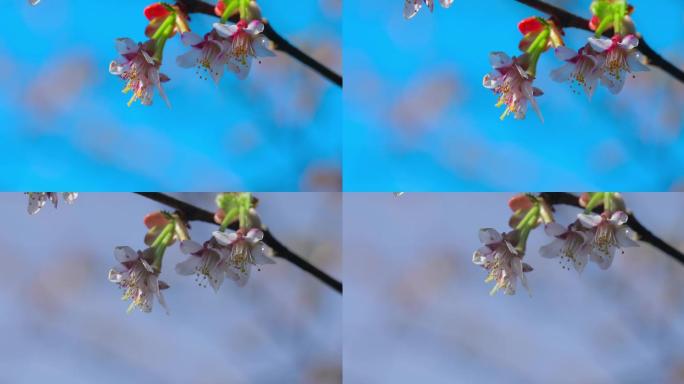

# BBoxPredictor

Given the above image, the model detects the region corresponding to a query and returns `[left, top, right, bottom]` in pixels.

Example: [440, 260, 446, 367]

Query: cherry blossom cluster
[108, 193, 274, 313]
[25, 192, 78, 215]
[109, 0, 274, 107]
[403, 0, 454, 19]
[487, 1, 649, 121]
[403, 0, 650, 121]
[472, 192, 638, 295]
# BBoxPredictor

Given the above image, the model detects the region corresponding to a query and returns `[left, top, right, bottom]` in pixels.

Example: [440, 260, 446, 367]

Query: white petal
[574, 251, 588, 274]
[627, 53, 649, 72]
[176, 49, 200, 68]
[588, 36, 612, 52]
[179, 240, 203, 255]
[108, 269, 123, 283]
[252, 247, 275, 265]
[62, 193, 78, 204]
[578, 213, 602, 228]
[247, 20, 264, 34]
[210, 61, 225, 84]
[229, 57, 251, 80]
[489, 52, 512, 69]
[246, 228, 264, 242]
[544, 222, 567, 237]
[213, 23, 238, 38]
[233, 265, 250, 287]
[175, 257, 201, 275]
[610, 211, 628, 225]
[554, 46, 577, 61]
[482, 72, 501, 89]
[253, 35, 276, 57]
[478, 228, 502, 245]
[27, 194, 46, 214]
[620, 34, 639, 50]
[109, 60, 125, 76]
[550, 63, 574, 83]
[213, 230, 238, 245]
[539, 239, 564, 258]
[141, 258, 155, 273]
[616, 228, 639, 248]
[472, 251, 487, 265]
[115, 38, 138, 55]
[114, 246, 138, 263]
[510, 257, 523, 277]
[602, 73, 626, 94]
[180, 32, 203, 47]
[403, 0, 421, 19]
[209, 267, 225, 292]
[584, 76, 599, 100]
[440, 0, 454, 7]
[524, 82, 544, 122]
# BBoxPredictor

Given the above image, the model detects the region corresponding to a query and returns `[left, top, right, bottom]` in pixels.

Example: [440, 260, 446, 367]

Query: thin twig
[539, 192, 684, 266]
[514, 0, 684, 84]
[134, 192, 343, 294]
[176, 0, 342, 87]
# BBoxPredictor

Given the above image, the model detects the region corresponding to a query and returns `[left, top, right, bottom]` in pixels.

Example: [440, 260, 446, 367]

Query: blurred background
[0, 192, 341, 383]
[0, 1, 341, 191]
[344, 0, 684, 191]
[345, 193, 684, 383]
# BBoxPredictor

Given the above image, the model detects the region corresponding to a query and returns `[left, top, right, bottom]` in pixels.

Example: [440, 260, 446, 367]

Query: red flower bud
[589, 15, 600, 31]
[518, 17, 544, 35]
[215, 0, 225, 17]
[508, 194, 534, 212]
[144, 3, 171, 21]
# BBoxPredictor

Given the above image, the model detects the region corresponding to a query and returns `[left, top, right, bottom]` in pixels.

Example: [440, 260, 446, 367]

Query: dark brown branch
[514, 0, 684, 84]
[134, 192, 343, 294]
[176, 0, 342, 87]
[539, 192, 684, 266]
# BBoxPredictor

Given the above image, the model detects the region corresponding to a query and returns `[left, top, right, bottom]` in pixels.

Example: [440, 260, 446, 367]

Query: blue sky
[0, 1, 341, 191]
[344, 0, 684, 191]
[345, 192, 684, 383]
[0, 192, 341, 383]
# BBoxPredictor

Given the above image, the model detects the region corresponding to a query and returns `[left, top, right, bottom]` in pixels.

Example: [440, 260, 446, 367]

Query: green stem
[525, 28, 550, 76]
[220, 0, 239, 23]
[516, 204, 540, 230]
[584, 192, 605, 213]
[152, 15, 175, 40]
[151, 222, 175, 248]
[219, 208, 236, 231]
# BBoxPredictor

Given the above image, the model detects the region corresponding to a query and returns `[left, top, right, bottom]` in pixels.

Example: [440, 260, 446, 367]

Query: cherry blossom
[108, 246, 169, 313]
[577, 211, 638, 269]
[473, 228, 532, 295]
[539, 222, 590, 273]
[550, 45, 604, 100]
[483, 52, 544, 122]
[176, 31, 230, 84]
[213, 20, 275, 80]
[109, 38, 170, 106]
[213, 228, 275, 286]
[26, 192, 78, 215]
[403, 0, 454, 19]
[176, 240, 226, 292]
[588, 34, 649, 94]
[29, 0, 40, 5]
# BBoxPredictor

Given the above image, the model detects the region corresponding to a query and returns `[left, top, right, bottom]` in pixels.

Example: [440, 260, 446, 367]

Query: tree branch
[539, 192, 684, 266]
[514, 0, 684, 84]
[134, 192, 343, 294]
[176, 0, 342, 87]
